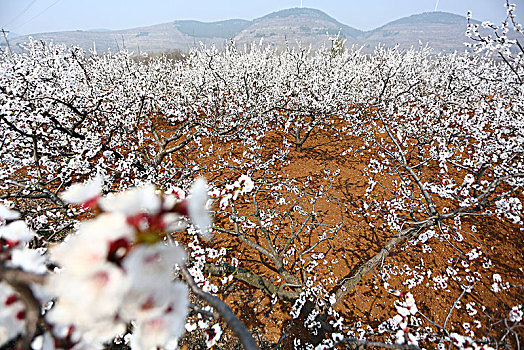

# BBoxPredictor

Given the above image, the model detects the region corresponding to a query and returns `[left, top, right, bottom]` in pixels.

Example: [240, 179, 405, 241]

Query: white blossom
[0, 220, 34, 243]
[61, 175, 104, 205]
[188, 178, 212, 238]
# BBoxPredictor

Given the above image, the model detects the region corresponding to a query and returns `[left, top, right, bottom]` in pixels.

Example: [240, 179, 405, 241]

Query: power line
[2, 0, 39, 27]
[11, 0, 63, 30]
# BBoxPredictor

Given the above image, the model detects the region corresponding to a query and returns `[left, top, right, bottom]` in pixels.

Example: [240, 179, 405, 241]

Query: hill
[233, 8, 362, 49]
[357, 11, 482, 52]
[174, 19, 250, 39]
[2, 8, 503, 54]
[4, 22, 227, 53]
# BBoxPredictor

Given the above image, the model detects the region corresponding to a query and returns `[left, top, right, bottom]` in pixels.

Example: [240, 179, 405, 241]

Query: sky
[0, 0, 522, 35]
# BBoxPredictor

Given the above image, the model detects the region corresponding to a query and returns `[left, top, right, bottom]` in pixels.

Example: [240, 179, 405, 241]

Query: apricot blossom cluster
[0, 176, 217, 349]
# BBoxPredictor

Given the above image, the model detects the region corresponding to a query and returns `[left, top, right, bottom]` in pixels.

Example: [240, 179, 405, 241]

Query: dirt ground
[175, 120, 524, 348]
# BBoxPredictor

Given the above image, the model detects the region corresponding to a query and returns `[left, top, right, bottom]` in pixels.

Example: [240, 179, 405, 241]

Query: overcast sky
[1, 0, 522, 35]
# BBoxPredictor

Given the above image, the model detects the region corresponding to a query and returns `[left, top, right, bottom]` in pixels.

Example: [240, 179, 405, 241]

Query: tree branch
[180, 264, 259, 350]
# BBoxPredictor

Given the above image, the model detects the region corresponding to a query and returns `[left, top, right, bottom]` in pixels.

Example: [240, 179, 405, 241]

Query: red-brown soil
[173, 120, 523, 348]
[4, 112, 521, 349]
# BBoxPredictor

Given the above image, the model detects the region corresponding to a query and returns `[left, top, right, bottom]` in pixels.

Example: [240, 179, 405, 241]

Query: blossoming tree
[0, 1, 523, 349]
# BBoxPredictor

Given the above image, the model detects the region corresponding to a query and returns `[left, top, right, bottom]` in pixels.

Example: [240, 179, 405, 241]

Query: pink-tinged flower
[384, 282, 402, 296]
[131, 316, 172, 350]
[122, 244, 185, 305]
[163, 194, 181, 212]
[205, 324, 222, 348]
[395, 303, 410, 317]
[450, 333, 466, 347]
[161, 213, 187, 233]
[188, 178, 212, 239]
[407, 333, 419, 346]
[404, 292, 418, 314]
[0, 281, 27, 347]
[99, 185, 161, 216]
[0, 220, 34, 243]
[128, 282, 188, 350]
[61, 175, 103, 207]
[219, 193, 232, 210]
[166, 187, 186, 201]
[50, 213, 133, 275]
[394, 292, 418, 317]
[7, 248, 47, 274]
[185, 322, 197, 332]
[32, 329, 104, 350]
[45, 262, 129, 334]
[395, 329, 405, 344]
[237, 174, 254, 194]
[391, 314, 403, 326]
[509, 305, 523, 322]
[120, 244, 188, 349]
[0, 204, 20, 221]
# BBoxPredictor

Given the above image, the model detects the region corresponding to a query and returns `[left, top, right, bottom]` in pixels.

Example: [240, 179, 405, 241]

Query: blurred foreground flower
[0, 178, 213, 349]
[60, 174, 104, 208]
[0, 176, 261, 349]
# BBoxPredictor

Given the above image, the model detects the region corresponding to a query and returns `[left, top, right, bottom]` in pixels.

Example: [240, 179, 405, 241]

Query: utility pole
[1, 28, 14, 60]
[300, 0, 303, 8]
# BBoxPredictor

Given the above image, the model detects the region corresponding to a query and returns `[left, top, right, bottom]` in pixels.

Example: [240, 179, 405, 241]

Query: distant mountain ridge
[252, 8, 363, 38]
[357, 11, 488, 52]
[173, 19, 250, 39]
[2, 8, 501, 54]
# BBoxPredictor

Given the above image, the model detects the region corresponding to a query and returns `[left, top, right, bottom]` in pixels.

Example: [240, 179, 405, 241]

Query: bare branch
[180, 264, 259, 350]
